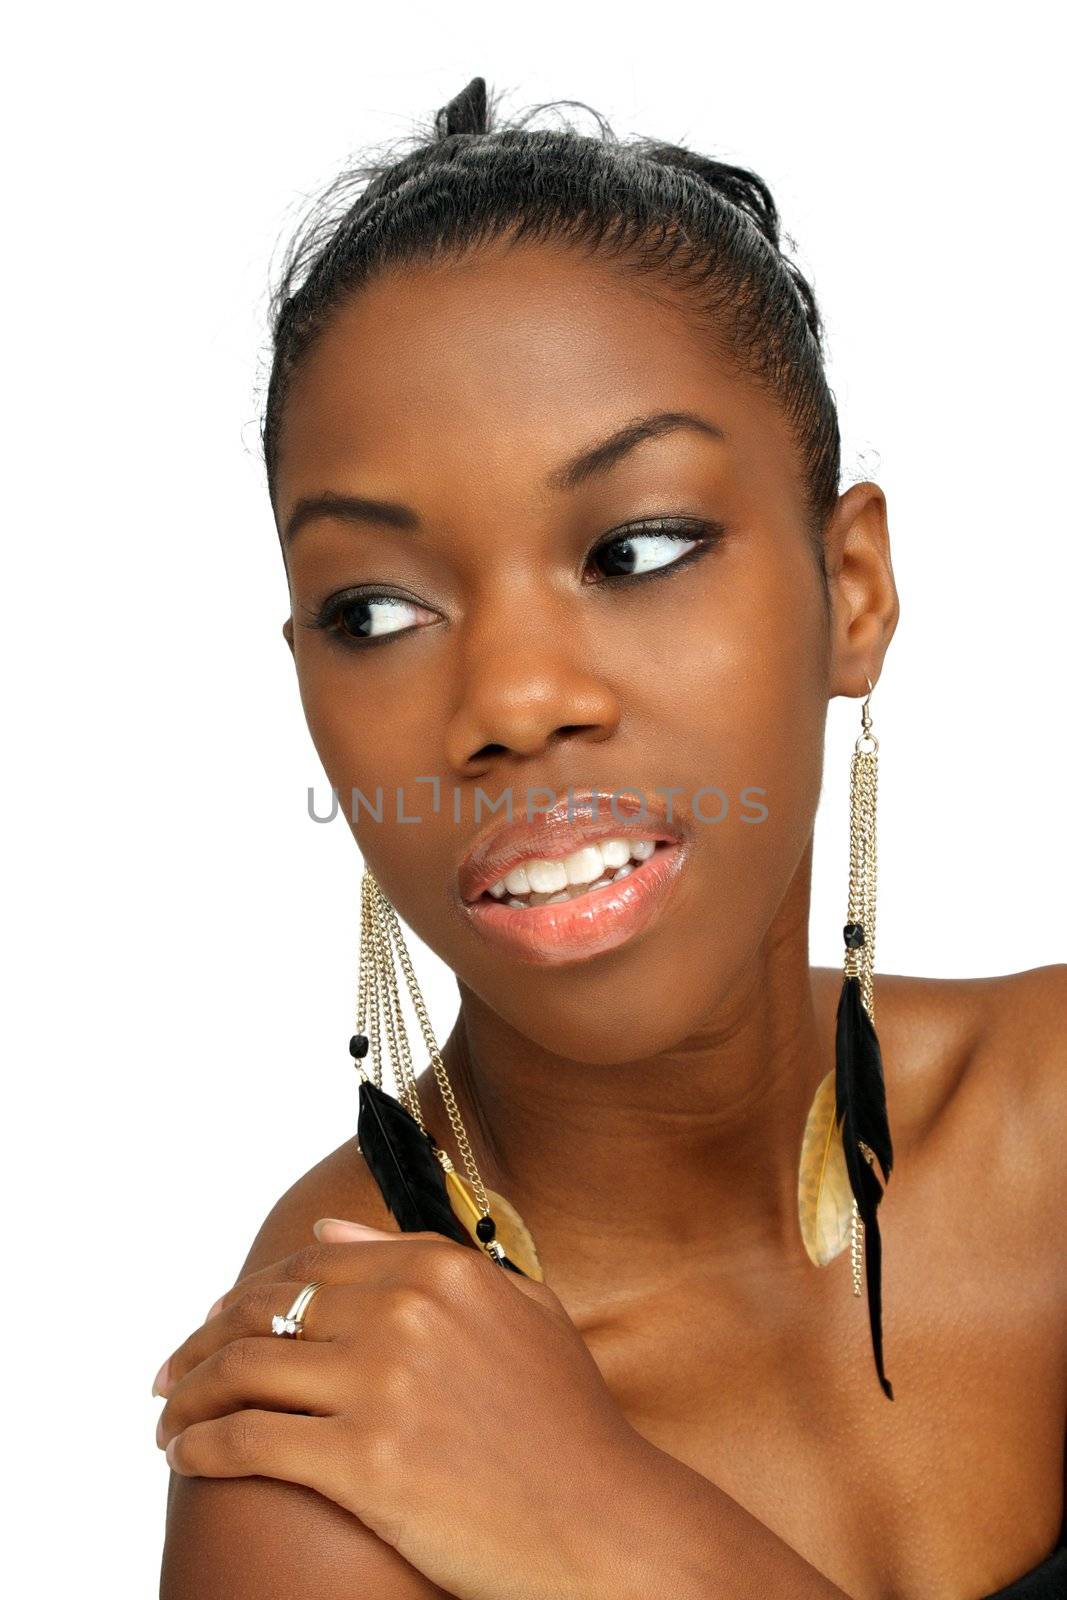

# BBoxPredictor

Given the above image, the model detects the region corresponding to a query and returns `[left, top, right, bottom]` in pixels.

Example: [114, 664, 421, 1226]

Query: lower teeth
[502, 858, 640, 909]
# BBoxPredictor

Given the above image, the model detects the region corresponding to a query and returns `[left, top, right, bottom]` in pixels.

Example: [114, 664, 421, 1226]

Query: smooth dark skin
[161, 236, 1067, 1600]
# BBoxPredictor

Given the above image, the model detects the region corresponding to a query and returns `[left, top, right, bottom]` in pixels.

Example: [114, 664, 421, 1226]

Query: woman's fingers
[164, 1407, 341, 1503]
[313, 1218, 396, 1243]
[206, 1232, 459, 1317]
[157, 1277, 322, 1396]
[153, 1233, 485, 1397]
[157, 1333, 352, 1447]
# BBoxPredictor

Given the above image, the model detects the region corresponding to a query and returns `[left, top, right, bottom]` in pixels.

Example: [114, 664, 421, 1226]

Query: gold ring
[271, 1279, 326, 1338]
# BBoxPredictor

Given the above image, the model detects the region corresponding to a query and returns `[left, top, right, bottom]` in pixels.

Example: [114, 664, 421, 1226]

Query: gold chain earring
[797, 674, 895, 1400]
[349, 866, 544, 1281]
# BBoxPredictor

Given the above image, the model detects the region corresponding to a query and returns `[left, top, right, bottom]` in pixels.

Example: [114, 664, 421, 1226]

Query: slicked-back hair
[262, 77, 840, 587]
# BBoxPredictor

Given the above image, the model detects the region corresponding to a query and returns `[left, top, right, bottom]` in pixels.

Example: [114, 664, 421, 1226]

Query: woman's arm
[160, 1411, 849, 1600]
[159, 1142, 452, 1597]
[161, 1472, 452, 1599]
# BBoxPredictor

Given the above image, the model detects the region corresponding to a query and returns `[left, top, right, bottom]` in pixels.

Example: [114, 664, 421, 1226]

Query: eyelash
[305, 517, 725, 651]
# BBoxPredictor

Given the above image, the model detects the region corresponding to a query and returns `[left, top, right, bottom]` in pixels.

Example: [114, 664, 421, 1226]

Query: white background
[5, 3, 1063, 1592]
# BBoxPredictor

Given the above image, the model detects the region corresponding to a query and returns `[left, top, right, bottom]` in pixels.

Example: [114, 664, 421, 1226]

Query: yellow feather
[797, 1068, 853, 1266]
[443, 1165, 545, 1282]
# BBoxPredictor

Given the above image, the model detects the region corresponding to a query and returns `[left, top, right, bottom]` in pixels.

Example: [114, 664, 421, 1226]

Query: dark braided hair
[261, 77, 839, 584]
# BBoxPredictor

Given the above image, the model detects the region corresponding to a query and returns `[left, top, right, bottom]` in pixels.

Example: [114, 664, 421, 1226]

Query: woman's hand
[152, 1220, 663, 1600]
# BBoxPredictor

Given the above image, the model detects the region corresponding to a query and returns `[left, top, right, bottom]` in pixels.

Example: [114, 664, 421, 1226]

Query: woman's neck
[437, 872, 829, 1294]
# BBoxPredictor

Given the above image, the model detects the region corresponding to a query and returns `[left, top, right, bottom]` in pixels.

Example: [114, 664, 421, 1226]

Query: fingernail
[156, 1414, 166, 1447]
[151, 1358, 171, 1397]
[165, 1434, 181, 1468]
[205, 1295, 226, 1322]
[313, 1217, 383, 1240]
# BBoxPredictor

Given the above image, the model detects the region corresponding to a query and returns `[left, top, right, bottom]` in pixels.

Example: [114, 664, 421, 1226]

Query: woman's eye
[587, 518, 721, 582]
[310, 593, 432, 648]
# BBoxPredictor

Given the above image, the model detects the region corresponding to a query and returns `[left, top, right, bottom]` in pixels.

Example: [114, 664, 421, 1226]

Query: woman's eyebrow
[283, 492, 419, 547]
[281, 410, 725, 547]
[546, 410, 726, 492]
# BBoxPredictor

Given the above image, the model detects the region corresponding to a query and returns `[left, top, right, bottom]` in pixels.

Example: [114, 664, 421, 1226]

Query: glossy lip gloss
[459, 839, 690, 966]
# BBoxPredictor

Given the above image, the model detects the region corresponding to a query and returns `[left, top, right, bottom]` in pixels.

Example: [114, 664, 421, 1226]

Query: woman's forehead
[274, 241, 798, 519]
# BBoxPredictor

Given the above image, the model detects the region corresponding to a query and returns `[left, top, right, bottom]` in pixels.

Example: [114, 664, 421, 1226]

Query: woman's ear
[824, 480, 901, 696]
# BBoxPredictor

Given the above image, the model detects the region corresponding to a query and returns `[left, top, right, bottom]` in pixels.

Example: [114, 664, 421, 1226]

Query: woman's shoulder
[162, 1140, 446, 1597]
[874, 960, 1066, 1121]
[813, 960, 1066, 1217]
[237, 1129, 399, 1278]
[935, 962, 1067, 1222]
[813, 957, 1065, 1085]
[873, 959, 1067, 1048]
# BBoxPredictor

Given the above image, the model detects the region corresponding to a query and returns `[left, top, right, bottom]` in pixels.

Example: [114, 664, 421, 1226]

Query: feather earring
[798, 675, 895, 1401]
[352, 1057, 470, 1246]
[348, 867, 544, 1280]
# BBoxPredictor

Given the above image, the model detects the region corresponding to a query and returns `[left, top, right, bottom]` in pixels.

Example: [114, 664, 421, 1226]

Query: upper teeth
[485, 838, 659, 899]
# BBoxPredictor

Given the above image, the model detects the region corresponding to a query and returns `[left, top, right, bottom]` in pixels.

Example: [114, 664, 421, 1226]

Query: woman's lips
[458, 839, 689, 965]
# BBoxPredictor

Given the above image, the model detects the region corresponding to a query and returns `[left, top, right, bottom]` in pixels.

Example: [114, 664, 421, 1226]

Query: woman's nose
[443, 644, 621, 778]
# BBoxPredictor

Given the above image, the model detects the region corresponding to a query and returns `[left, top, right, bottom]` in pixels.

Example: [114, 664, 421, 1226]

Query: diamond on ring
[270, 1279, 325, 1338]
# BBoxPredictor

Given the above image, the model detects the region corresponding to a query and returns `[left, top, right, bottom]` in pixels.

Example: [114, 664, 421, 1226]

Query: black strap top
[975, 1508, 1067, 1597]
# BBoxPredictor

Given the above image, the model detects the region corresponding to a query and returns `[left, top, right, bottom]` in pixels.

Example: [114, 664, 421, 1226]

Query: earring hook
[856, 673, 879, 753]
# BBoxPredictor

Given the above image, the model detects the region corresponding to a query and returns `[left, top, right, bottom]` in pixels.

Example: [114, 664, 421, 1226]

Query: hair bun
[434, 76, 491, 139]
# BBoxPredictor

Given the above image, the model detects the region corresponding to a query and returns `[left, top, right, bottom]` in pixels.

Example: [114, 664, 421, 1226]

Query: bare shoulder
[812, 961, 1066, 1162]
[968, 960, 1067, 1076]
[159, 1139, 446, 1600]
[813, 961, 1067, 1298]
[237, 1131, 399, 1277]
[954, 963, 1067, 1224]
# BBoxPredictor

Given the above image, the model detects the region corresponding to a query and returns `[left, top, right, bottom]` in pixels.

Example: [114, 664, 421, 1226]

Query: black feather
[356, 1078, 471, 1248]
[835, 973, 895, 1401]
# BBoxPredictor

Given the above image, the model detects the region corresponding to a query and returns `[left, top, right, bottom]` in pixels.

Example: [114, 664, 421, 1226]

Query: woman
[152, 77, 1066, 1599]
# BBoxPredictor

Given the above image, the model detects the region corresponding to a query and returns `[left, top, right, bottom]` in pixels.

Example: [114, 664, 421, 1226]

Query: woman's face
[274, 238, 850, 1063]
